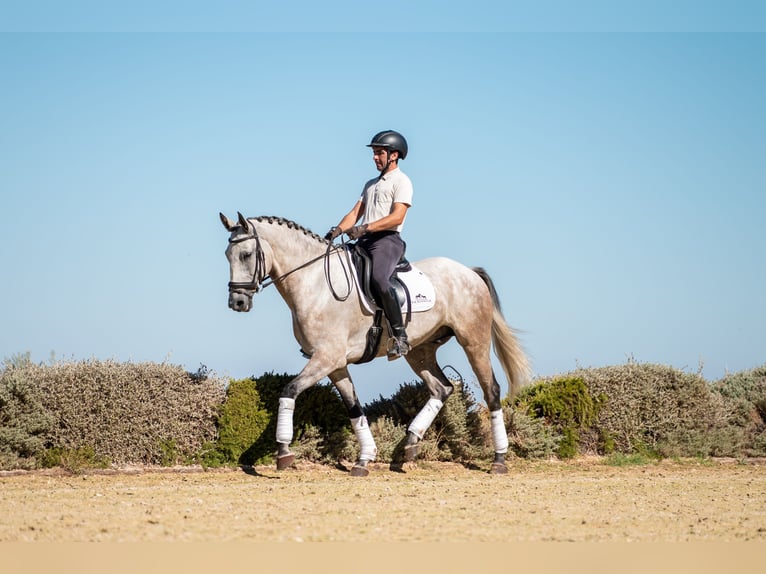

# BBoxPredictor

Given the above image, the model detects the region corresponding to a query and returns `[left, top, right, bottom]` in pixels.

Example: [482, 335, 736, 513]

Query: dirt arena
[2, 458, 764, 542]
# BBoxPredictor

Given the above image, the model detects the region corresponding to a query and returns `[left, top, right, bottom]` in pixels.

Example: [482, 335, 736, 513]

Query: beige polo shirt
[360, 168, 413, 233]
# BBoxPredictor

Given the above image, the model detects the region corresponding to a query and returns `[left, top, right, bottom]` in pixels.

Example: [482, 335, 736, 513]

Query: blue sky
[1, 12, 765, 404]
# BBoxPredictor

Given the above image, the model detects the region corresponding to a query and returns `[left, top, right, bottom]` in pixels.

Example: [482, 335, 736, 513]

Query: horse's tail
[473, 267, 531, 398]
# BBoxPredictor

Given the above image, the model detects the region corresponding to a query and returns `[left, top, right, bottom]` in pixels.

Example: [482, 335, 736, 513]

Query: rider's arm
[336, 200, 364, 232]
[364, 202, 409, 233]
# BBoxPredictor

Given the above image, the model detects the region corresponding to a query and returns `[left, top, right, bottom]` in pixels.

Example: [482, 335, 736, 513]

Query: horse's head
[220, 212, 272, 312]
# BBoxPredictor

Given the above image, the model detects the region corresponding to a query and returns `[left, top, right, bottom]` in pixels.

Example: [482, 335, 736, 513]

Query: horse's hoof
[350, 465, 370, 477]
[490, 462, 508, 475]
[276, 453, 295, 470]
[403, 444, 420, 462]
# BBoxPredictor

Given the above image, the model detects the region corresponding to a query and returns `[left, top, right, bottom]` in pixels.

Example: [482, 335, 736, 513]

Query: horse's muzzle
[228, 291, 253, 312]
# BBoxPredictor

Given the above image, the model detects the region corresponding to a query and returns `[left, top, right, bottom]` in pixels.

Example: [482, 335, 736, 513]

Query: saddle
[349, 243, 435, 364]
[351, 243, 413, 316]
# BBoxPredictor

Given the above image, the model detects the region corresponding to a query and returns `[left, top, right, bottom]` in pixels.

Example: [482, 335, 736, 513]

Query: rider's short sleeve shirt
[360, 168, 413, 233]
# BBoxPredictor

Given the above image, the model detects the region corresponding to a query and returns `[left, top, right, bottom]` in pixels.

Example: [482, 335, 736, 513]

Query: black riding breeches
[358, 231, 405, 304]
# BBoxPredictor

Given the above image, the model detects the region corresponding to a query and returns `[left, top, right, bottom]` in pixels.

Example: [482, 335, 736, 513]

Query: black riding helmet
[366, 130, 408, 160]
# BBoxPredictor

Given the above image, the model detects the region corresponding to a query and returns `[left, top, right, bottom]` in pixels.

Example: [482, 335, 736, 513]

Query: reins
[228, 220, 353, 300]
[324, 236, 353, 301]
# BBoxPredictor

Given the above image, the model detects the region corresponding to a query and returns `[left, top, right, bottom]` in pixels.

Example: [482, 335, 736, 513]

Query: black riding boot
[378, 286, 410, 359]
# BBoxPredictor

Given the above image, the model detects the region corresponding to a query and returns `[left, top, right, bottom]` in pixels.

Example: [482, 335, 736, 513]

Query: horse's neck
[256, 221, 327, 298]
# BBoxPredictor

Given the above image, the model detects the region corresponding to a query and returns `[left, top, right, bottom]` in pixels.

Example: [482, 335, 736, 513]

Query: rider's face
[372, 146, 398, 172]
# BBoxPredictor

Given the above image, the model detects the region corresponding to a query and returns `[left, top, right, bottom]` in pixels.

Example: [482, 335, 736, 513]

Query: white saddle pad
[344, 248, 436, 315]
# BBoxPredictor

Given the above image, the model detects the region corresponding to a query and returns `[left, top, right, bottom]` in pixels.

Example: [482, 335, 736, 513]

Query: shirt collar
[379, 167, 400, 181]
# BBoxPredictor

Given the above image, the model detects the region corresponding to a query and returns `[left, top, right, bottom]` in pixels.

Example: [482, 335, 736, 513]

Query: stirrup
[387, 336, 410, 360]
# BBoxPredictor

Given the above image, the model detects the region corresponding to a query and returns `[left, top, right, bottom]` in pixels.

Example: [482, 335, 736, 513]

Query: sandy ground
[1, 458, 765, 542]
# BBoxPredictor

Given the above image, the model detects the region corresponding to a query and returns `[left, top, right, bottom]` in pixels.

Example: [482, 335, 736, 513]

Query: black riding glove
[347, 224, 369, 240]
[324, 226, 343, 241]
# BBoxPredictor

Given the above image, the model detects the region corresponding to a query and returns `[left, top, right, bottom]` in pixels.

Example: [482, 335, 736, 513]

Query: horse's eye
[241, 251, 253, 261]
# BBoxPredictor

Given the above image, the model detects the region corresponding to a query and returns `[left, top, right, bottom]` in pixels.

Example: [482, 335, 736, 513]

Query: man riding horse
[325, 130, 413, 360]
[221, 129, 530, 476]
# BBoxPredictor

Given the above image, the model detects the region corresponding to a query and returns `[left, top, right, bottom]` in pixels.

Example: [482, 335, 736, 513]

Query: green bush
[514, 376, 605, 458]
[210, 378, 271, 466]
[212, 372, 352, 466]
[0, 361, 52, 470]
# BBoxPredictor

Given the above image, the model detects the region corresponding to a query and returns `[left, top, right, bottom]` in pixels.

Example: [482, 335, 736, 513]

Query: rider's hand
[347, 224, 369, 240]
[324, 226, 343, 241]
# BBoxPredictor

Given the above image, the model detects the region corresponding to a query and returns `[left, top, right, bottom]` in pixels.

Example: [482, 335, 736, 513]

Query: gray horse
[221, 212, 530, 475]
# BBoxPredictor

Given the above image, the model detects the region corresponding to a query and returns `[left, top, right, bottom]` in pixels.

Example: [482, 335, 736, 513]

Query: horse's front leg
[275, 355, 343, 470]
[329, 368, 376, 477]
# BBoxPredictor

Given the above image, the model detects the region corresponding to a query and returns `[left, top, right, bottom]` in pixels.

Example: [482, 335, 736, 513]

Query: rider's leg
[364, 233, 409, 358]
[377, 285, 409, 357]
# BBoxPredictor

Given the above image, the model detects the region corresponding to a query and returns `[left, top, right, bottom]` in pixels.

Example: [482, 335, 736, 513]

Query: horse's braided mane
[253, 215, 326, 243]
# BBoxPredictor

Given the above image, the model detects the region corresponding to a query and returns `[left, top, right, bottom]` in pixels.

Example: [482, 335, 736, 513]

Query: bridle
[227, 220, 353, 301]
[227, 226, 268, 295]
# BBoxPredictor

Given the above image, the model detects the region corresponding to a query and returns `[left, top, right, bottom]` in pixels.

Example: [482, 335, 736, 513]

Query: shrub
[712, 364, 766, 456]
[213, 372, 352, 466]
[514, 376, 605, 458]
[211, 378, 271, 466]
[6, 355, 762, 470]
[433, 383, 491, 462]
[364, 379, 491, 463]
[19, 359, 226, 467]
[0, 361, 52, 470]
[504, 406, 560, 459]
[368, 416, 407, 462]
[365, 380, 430, 425]
[292, 424, 356, 465]
[39, 446, 110, 473]
[559, 361, 735, 458]
[294, 380, 352, 443]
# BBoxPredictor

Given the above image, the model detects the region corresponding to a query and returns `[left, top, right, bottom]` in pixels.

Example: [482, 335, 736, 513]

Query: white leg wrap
[407, 398, 444, 439]
[490, 409, 509, 454]
[276, 397, 295, 444]
[351, 416, 377, 462]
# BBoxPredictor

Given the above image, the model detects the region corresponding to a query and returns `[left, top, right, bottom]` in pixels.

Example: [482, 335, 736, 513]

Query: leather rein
[227, 222, 352, 301]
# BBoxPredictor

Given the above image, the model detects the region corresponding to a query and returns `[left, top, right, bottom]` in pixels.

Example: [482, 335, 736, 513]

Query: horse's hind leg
[329, 367, 376, 477]
[461, 341, 509, 474]
[403, 343, 455, 462]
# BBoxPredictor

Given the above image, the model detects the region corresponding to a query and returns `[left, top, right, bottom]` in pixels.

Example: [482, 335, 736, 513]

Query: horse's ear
[237, 212, 250, 230]
[220, 212, 236, 231]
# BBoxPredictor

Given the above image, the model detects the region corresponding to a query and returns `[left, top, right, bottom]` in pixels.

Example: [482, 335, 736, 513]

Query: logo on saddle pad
[345, 246, 436, 315]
